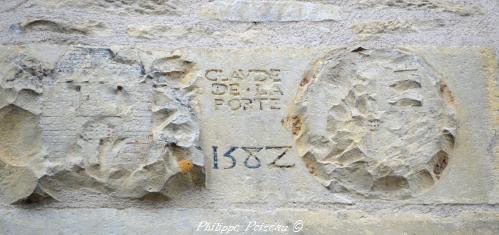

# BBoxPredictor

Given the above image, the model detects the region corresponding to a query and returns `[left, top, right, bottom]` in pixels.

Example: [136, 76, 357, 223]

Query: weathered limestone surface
[294, 48, 457, 200]
[351, 19, 446, 40]
[357, 0, 483, 16]
[2, 207, 499, 234]
[198, 1, 343, 22]
[0, 0, 498, 234]
[10, 0, 182, 15]
[0, 45, 205, 203]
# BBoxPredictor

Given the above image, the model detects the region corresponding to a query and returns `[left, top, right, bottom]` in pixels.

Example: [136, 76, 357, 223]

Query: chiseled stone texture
[0, 0, 499, 233]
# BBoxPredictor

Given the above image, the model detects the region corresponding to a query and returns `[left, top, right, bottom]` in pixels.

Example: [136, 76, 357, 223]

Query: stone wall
[0, 0, 498, 234]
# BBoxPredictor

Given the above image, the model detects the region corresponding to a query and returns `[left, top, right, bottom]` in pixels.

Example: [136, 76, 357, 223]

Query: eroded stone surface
[0, 45, 205, 204]
[0, 105, 43, 166]
[0, 45, 57, 203]
[292, 48, 457, 199]
[0, 164, 38, 204]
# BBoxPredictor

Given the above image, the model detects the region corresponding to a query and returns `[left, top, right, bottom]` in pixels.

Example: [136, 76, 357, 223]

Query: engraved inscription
[205, 69, 285, 111]
[212, 146, 293, 169]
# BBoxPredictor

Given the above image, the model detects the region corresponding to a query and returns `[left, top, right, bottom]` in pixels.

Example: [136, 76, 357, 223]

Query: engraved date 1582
[212, 146, 294, 169]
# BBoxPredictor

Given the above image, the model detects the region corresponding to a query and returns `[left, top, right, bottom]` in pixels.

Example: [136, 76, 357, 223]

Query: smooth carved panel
[189, 48, 345, 204]
[292, 49, 457, 199]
